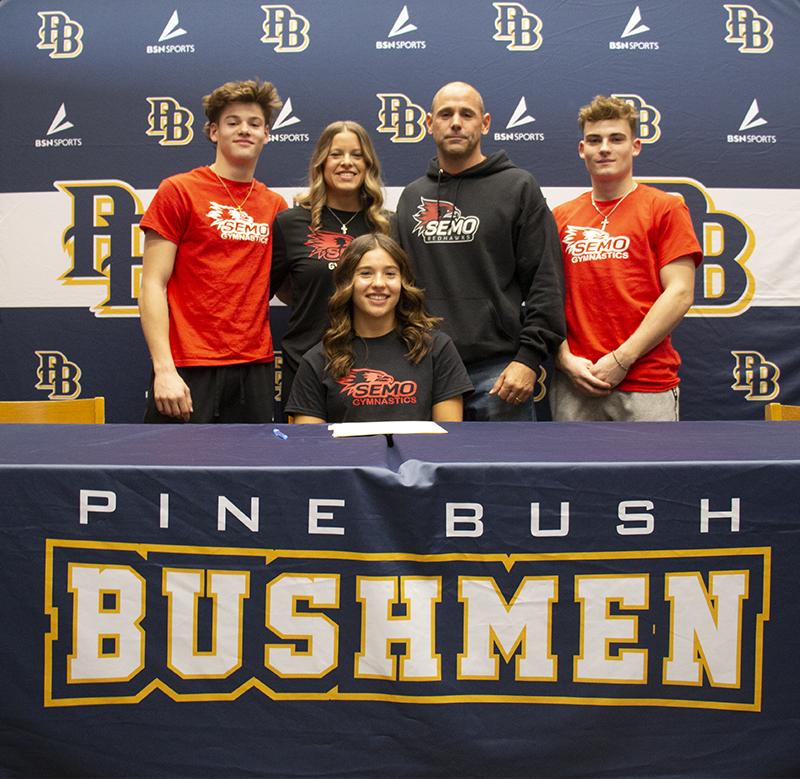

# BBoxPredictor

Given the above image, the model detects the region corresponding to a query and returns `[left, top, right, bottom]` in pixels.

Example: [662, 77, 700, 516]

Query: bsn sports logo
[377, 5, 425, 49]
[561, 226, 631, 263]
[35, 351, 82, 399]
[147, 10, 194, 54]
[376, 94, 426, 143]
[269, 98, 309, 143]
[728, 99, 775, 144]
[338, 369, 418, 406]
[493, 97, 544, 142]
[55, 180, 146, 317]
[37, 12, 83, 58]
[724, 5, 773, 53]
[412, 199, 480, 243]
[35, 104, 81, 148]
[146, 98, 194, 146]
[159, 10, 186, 40]
[306, 228, 352, 268]
[207, 203, 271, 244]
[492, 3, 543, 51]
[611, 94, 660, 143]
[261, 5, 310, 52]
[609, 5, 659, 50]
[731, 351, 779, 401]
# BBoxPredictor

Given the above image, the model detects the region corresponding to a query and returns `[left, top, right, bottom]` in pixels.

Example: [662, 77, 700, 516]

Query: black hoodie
[395, 150, 565, 371]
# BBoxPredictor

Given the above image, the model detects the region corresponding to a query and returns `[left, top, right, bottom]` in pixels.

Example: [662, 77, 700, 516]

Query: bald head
[431, 82, 485, 116]
[426, 81, 491, 174]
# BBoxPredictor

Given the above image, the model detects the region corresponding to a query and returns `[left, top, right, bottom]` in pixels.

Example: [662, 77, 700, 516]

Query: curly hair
[322, 234, 439, 380]
[295, 121, 390, 235]
[578, 95, 638, 138]
[202, 79, 282, 142]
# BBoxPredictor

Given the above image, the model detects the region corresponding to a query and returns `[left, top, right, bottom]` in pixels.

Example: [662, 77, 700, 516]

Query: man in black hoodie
[395, 82, 565, 421]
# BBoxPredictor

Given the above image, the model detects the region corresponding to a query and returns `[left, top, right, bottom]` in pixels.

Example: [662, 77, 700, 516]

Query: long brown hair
[295, 121, 390, 234]
[323, 235, 439, 380]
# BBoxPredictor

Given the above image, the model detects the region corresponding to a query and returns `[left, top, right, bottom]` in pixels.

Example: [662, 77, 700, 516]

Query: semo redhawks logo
[338, 368, 418, 405]
[412, 197, 479, 243]
[306, 228, 352, 263]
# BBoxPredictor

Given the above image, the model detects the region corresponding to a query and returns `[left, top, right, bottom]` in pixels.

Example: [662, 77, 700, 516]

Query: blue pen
[273, 428, 288, 440]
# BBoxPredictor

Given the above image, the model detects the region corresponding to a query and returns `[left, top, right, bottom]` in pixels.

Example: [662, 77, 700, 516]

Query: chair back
[764, 402, 800, 421]
[0, 397, 105, 424]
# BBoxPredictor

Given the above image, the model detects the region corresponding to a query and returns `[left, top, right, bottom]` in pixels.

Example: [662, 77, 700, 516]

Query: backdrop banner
[1, 0, 799, 421]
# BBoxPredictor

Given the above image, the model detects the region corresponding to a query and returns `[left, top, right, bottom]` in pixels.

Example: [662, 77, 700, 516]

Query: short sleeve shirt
[286, 330, 473, 422]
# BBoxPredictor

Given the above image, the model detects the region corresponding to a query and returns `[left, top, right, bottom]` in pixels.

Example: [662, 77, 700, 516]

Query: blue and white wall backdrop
[1, 0, 798, 422]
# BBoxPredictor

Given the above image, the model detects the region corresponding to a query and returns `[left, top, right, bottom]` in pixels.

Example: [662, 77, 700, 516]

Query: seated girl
[285, 234, 472, 423]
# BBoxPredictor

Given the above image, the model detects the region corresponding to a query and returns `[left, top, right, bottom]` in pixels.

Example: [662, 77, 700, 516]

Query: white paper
[329, 421, 447, 438]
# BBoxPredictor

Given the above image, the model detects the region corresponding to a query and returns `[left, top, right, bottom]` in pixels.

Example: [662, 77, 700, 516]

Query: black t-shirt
[270, 206, 371, 375]
[285, 330, 473, 423]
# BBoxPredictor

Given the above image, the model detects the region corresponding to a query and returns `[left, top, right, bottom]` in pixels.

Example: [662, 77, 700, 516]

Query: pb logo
[37, 11, 84, 58]
[146, 98, 194, 146]
[261, 5, 310, 52]
[724, 5, 773, 53]
[492, 3, 543, 51]
[376, 94, 426, 143]
[731, 351, 780, 401]
[642, 179, 754, 316]
[55, 180, 146, 317]
[35, 351, 82, 399]
[612, 94, 661, 144]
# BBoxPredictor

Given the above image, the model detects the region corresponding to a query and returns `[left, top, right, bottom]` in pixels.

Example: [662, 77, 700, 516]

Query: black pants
[143, 362, 274, 424]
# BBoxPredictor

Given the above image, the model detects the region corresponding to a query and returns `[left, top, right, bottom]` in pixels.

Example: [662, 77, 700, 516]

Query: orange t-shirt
[140, 166, 287, 366]
[553, 184, 702, 392]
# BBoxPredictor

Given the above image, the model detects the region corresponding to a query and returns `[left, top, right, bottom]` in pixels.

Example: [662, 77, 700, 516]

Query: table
[1, 422, 798, 777]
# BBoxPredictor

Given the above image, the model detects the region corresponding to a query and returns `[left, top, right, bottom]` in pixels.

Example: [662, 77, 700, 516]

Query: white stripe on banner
[1, 187, 798, 309]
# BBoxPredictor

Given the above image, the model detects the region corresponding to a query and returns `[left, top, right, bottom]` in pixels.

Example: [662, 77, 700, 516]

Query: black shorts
[143, 362, 275, 424]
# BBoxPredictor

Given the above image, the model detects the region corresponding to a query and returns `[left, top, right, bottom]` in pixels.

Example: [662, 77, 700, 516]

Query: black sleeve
[513, 182, 567, 369]
[431, 332, 474, 404]
[284, 346, 329, 420]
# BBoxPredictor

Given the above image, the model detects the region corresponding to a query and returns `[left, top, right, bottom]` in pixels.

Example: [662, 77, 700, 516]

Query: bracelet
[612, 350, 629, 372]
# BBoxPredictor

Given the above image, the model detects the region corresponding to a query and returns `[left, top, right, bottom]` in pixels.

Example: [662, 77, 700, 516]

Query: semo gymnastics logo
[338, 369, 418, 406]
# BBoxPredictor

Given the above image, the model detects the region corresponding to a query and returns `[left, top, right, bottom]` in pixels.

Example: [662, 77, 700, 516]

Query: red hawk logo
[305, 228, 353, 261]
[207, 201, 254, 227]
[412, 198, 454, 235]
[337, 368, 395, 396]
[562, 225, 609, 254]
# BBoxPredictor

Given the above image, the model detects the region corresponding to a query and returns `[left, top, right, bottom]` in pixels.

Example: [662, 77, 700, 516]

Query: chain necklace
[591, 182, 637, 231]
[326, 205, 361, 235]
[211, 166, 255, 217]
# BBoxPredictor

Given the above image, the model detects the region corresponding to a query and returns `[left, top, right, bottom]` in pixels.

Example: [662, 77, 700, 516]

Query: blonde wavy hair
[295, 121, 390, 234]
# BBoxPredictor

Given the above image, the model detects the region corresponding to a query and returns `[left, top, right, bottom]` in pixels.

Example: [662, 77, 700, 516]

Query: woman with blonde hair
[270, 121, 391, 418]
[286, 234, 472, 424]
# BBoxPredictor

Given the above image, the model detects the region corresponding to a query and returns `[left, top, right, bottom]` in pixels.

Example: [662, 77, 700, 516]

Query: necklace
[326, 205, 361, 235]
[211, 166, 255, 217]
[591, 182, 637, 231]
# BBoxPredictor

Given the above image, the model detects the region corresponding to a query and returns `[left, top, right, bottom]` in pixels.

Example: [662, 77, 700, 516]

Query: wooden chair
[765, 403, 800, 421]
[0, 397, 105, 424]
